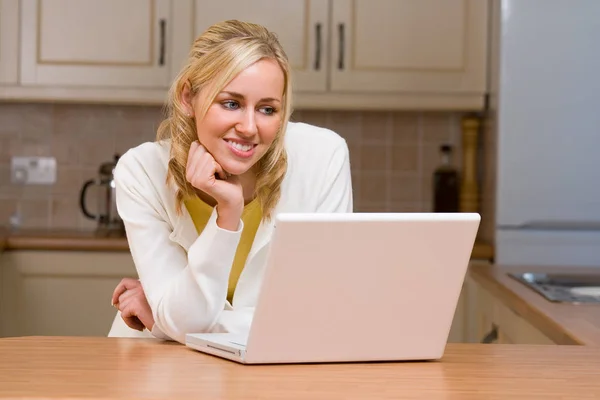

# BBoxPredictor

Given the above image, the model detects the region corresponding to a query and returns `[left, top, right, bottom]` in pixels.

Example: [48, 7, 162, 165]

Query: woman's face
[189, 58, 285, 176]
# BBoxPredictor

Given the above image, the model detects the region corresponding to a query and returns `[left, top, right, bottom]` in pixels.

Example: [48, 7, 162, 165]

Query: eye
[259, 106, 277, 116]
[222, 100, 239, 110]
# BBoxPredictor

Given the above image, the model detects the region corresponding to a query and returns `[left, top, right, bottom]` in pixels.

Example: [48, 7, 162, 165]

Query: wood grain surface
[0, 336, 599, 399]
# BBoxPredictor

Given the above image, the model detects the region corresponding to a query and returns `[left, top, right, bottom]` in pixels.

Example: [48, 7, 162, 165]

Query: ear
[181, 81, 195, 118]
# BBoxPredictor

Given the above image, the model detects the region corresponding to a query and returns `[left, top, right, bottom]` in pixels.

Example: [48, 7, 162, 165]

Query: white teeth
[226, 140, 253, 152]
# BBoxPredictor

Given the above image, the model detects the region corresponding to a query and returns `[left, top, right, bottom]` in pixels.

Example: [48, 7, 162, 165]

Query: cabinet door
[0, 251, 137, 337]
[20, 0, 173, 88]
[331, 0, 487, 95]
[193, 0, 328, 92]
[0, 0, 18, 84]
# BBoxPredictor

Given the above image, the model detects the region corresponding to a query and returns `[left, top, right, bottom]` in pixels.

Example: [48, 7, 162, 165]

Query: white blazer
[107, 121, 353, 343]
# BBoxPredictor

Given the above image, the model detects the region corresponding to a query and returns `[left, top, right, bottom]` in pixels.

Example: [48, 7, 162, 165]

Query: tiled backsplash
[0, 103, 494, 241]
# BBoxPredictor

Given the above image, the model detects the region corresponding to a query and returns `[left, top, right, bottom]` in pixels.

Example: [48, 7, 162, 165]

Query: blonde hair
[156, 20, 292, 220]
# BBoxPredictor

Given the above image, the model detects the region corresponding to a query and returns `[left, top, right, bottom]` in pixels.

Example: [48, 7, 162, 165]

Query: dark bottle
[433, 144, 459, 212]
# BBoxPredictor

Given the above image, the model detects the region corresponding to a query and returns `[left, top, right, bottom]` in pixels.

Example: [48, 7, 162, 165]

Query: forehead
[222, 58, 284, 100]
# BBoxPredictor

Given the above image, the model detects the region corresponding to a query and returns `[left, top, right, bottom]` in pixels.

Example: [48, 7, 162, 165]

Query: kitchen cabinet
[330, 0, 487, 96]
[469, 276, 556, 345]
[19, 0, 191, 90]
[193, 0, 329, 93]
[192, 0, 488, 109]
[0, 0, 19, 84]
[0, 0, 488, 110]
[0, 250, 137, 337]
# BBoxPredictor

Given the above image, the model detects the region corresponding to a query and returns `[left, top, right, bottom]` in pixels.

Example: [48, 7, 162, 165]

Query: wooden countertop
[0, 226, 495, 259]
[469, 263, 600, 346]
[1, 337, 599, 399]
[1, 227, 129, 251]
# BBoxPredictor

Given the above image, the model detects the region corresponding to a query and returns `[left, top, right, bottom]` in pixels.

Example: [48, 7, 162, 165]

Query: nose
[235, 108, 258, 137]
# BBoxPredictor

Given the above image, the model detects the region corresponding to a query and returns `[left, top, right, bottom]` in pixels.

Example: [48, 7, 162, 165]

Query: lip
[224, 138, 256, 159]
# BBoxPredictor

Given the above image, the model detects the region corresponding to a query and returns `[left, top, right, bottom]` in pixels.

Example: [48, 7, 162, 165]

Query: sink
[509, 272, 600, 304]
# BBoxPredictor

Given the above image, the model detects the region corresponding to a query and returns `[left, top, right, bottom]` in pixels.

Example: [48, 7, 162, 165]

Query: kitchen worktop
[0, 227, 496, 259]
[1, 336, 599, 399]
[469, 262, 600, 346]
[0, 227, 129, 251]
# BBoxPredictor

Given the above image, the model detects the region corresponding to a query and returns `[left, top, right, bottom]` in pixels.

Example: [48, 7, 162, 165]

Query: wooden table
[1, 337, 599, 399]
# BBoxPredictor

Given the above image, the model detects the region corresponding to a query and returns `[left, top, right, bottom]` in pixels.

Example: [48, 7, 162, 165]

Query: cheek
[196, 106, 234, 142]
[259, 118, 281, 145]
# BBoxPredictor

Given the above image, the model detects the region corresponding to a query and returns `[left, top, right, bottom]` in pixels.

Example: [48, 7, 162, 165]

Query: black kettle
[79, 154, 124, 233]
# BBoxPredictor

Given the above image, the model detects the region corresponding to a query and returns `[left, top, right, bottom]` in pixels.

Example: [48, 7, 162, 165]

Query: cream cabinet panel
[20, 0, 175, 88]
[0, 251, 137, 337]
[0, 0, 19, 84]
[193, 0, 328, 92]
[330, 0, 487, 95]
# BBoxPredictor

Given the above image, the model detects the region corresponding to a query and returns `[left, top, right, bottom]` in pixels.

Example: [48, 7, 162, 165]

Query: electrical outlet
[11, 156, 57, 185]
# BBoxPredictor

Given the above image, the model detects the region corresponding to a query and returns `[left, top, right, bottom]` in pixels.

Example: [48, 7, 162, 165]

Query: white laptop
[186, 212, 480, 364]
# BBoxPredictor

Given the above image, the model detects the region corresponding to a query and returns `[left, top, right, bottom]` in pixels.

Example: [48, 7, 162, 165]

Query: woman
[108, 20, 353, 344]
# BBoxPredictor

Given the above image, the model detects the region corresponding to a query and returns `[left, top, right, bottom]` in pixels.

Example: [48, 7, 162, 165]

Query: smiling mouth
[225, 140, 254, 152]
[224, 139, 257, 158]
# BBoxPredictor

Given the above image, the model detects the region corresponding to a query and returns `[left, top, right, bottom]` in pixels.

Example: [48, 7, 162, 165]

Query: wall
[0, 103, 494, 242]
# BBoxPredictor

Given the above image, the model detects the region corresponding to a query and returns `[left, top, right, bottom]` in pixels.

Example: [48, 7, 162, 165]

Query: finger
[117, 288, 139, 306]
[117, 295, 132, 313]
[213, 160, 227, 180]
[186, 143, 208, 184]
[186, 141, 199, 171]
[111, 278, 140, 306]
[131, 297, 154, 330]
[121, 307, 145, 331]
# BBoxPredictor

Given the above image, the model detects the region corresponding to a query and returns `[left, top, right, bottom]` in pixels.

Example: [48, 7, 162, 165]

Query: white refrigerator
[494, 0, 600, 267]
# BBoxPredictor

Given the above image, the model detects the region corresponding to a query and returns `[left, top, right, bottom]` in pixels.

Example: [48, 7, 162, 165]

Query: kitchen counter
[1, 336, 599, 399]
[469, 263, 600, 346]
[0, 226, 7, 253]
[1, 228, 129, 252]
[0, 227, 496, 259]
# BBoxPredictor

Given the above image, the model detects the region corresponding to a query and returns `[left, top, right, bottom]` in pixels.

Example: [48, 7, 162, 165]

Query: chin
[219, 159, 254, 176]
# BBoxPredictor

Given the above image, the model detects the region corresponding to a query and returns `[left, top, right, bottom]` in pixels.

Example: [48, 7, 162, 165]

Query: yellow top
[184, 195, 262, 303]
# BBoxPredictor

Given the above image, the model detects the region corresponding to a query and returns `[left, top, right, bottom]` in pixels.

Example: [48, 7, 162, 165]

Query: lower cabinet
[472, 279, 555, 345]
[0, 250, 137, 337]
[447, 263, 557, 345]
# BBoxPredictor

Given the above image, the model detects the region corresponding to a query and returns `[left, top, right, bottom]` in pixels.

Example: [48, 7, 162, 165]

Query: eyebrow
[219, 91, 281, 104]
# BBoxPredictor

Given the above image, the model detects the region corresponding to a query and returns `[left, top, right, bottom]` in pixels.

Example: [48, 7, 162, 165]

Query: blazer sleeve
[316, 139, 354, 213]
[114, 156, 242, 344]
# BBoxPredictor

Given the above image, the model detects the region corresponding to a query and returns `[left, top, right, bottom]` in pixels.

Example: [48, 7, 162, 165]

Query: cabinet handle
[337, 23, 345, 70]
[159, 19, 166, 66]
[481, 324, 498, 344]
[314, 23, 322, 70]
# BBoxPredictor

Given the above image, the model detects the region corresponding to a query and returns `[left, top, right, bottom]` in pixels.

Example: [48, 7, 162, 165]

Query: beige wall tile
[389, 202, 424, 212]
[50, 196, 80, 228]
[362, 111, 391, 144]
[391, 145, 418, 172]
[358, 173, 388, 205]
[360, 144, 387, 171]
[51, 167, 83, 196]
[356, 202, 388, 212]
[19, 198, 51, 228]
[324, 111, 362, 144]
[0, 198, 18, 225]
[390, 174, 420, 203]
[421, 112, 453, 144]
[0, 103, 495, 239]
[391, 112, 419, 144]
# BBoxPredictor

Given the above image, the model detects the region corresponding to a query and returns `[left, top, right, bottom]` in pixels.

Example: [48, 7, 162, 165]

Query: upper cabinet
[0, 0, 19, 84]
[1, 0, 489, 110]
[330, 0, 487, 95]
[193, 0, 329, 93]
[20, 0, 176, 88]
